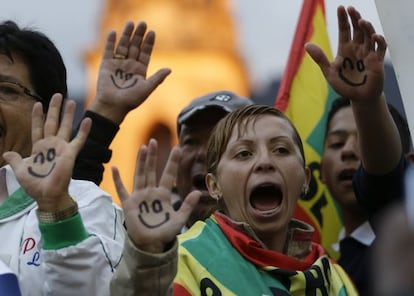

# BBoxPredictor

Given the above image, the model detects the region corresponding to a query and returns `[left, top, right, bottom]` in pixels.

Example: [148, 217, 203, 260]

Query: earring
[300, 186, 308, 198]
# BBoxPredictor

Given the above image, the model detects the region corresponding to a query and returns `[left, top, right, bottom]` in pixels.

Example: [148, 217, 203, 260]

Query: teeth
[259, 208, 278, 216]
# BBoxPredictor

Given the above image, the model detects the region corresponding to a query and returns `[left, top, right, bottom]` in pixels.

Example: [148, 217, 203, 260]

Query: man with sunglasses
[0, 20, 168, 295]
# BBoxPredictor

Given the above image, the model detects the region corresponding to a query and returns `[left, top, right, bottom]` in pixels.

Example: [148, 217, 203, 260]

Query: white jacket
[0, 165, 125, 295]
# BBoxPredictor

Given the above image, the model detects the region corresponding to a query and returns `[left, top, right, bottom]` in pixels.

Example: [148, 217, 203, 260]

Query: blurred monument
[84, 0, 250, 199]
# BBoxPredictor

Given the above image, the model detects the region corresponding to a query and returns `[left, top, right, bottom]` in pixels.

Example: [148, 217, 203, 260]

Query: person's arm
[73, 21, 171, 184]
[6, 95, 125, 295]
[110, 235, 177, 296]
[110, 139, 200, 295]
[306, 6, 401, 173]
[72, 111, 118, 185]
[306, 6, 403, 216]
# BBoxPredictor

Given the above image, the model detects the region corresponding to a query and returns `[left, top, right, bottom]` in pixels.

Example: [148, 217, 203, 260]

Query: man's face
[0, 54, 36, 167]
[177, 110, 227, 225]
[321, 106, 360, 211]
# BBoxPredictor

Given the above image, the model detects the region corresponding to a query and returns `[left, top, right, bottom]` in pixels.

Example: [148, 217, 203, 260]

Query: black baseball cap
[177, 90, 253, 134]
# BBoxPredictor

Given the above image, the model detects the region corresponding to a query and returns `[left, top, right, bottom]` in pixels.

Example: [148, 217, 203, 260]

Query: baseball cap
[177, 90, 253, 134]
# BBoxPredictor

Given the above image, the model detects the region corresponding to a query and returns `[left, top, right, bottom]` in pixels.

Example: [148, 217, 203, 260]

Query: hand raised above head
[305, 6, 386, 103]
[112, 139, 200, 253]
[92, 21, 171, 124]
[3, 94, 91, 212]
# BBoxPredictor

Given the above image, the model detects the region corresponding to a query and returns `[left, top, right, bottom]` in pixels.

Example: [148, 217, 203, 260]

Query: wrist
[136, 240, 167, 254]
[37, 196, 79, 223]
[89, 98, 128, 125]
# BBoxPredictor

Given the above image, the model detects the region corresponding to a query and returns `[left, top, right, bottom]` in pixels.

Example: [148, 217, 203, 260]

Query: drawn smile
[110, 75, 138, 89]
[138, 213, 170, 228]
[28, 162, 56, 178]
[338, 69, 367, 86]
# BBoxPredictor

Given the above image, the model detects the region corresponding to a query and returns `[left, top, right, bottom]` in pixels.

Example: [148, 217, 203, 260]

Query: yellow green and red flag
[276, 0, 341, 258]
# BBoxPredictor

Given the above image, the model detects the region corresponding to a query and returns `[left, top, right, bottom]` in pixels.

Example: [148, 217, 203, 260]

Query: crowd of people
[0, 4, 412, 296]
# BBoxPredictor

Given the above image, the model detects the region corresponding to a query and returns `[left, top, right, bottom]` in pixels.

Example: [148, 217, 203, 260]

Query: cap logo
[211, 94, 231, 102]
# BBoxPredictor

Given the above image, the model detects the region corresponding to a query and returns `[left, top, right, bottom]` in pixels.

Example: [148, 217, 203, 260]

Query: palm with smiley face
[3, 94, 91, 212]
[112, 139, 201, 253]
[305, 5, 386, 103]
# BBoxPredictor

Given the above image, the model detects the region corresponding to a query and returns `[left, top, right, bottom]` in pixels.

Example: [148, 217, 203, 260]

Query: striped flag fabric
[275, 0, 341, 257]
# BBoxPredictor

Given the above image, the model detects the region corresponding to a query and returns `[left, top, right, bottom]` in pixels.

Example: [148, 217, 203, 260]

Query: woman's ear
[206, 173, 222, 200]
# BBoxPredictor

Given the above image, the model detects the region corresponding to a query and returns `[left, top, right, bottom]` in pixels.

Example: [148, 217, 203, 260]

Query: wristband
[37, 201, 79, 223]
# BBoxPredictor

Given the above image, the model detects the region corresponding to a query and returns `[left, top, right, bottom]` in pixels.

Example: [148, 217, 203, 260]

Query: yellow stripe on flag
[276, 0, 341, 258]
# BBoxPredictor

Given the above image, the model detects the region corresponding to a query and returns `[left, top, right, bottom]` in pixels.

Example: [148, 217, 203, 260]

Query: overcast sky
[0, 0, 384, 98]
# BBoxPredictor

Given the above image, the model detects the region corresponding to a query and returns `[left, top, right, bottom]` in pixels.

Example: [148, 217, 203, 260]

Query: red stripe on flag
[275, 0, 325, 111]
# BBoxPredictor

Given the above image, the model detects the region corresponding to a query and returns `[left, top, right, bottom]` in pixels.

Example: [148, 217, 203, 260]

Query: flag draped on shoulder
[276, 0, 341, 257]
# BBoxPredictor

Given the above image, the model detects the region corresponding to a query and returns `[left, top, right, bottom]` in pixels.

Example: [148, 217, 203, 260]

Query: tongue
[251, 195, 279, 211]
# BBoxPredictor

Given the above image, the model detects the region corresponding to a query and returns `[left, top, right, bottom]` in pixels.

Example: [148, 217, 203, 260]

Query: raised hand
[3, 94, 91, 212]
[112, 139, 200, 253]
[305, 6, 386, 102]
[92, 21, 171, 124]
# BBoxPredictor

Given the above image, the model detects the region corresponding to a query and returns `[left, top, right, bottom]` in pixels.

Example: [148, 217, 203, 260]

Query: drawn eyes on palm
[110, 68, 138, 89]
[338, 57, 367, 86]
[137, 200, 170, 229]
[28, 148, 56, 178]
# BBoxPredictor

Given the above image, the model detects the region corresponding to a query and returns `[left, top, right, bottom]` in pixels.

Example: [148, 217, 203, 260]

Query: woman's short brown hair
[206, 104, 306, 175]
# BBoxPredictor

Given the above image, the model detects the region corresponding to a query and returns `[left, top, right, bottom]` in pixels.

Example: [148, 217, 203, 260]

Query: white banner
[374, 0, 414, 145]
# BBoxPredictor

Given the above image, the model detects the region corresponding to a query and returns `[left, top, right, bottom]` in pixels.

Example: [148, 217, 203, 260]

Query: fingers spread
[360, 19, 377, 53]
[305, 43, 331, 78]
[159, 146, 181, 190]
[178, 190, 202, 224]
[347, 6, 363, 44]
[112, 166, 129, 204]
[115, 21, 135, 57]
[31, 102, 45, 144]
[128, 21, 147, 60]
[137, 31, 155, 68]
[337, 5, 351, 45]
[147, 68, 172, 92]
[103, 31, 117, 60]
[134, 145, 148, 190]
[70, 117, 92, 156]
[57, 100, 76, 140]
[145, 139, 158, 187]
[373, 34, 387, 60]
[44, 94, 63, 137]
[3, 151, 22, 171]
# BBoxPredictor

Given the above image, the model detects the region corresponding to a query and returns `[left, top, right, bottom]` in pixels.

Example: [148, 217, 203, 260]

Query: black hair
[326, 96, 412, 154]
[0, 21, 67, 112]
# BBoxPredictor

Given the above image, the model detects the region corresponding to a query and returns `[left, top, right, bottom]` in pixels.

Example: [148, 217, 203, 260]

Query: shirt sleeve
[39, 193, 125, 296]
[110, 236, 176, 296]
[353, 155, 408, 218]
[72, 111, 119, 185]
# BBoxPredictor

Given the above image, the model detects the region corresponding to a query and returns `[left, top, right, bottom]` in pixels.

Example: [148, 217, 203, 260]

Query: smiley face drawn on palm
[110, 68, 138, 89]
[338, 57, 367, 86]
[28, 148, 56, 178]
[138, 199, 170, 229]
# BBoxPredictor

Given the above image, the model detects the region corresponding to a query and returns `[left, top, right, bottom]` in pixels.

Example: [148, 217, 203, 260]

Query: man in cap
[175, 91, 253, 227]
[80, 90, 253, 228]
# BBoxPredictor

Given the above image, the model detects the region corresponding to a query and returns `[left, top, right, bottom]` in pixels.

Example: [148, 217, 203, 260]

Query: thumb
[111, 166, 130, 204]
[305, 42, 331, 78]
[177, 190, 201, 224]
[147, 68, 171, 90]
[3, 151, 23, 169]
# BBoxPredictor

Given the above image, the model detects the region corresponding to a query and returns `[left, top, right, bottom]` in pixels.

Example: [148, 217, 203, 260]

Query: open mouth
[338, 168, 356, 182]
[249, 183, 283, 216]
[192, 173, 208, 192]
